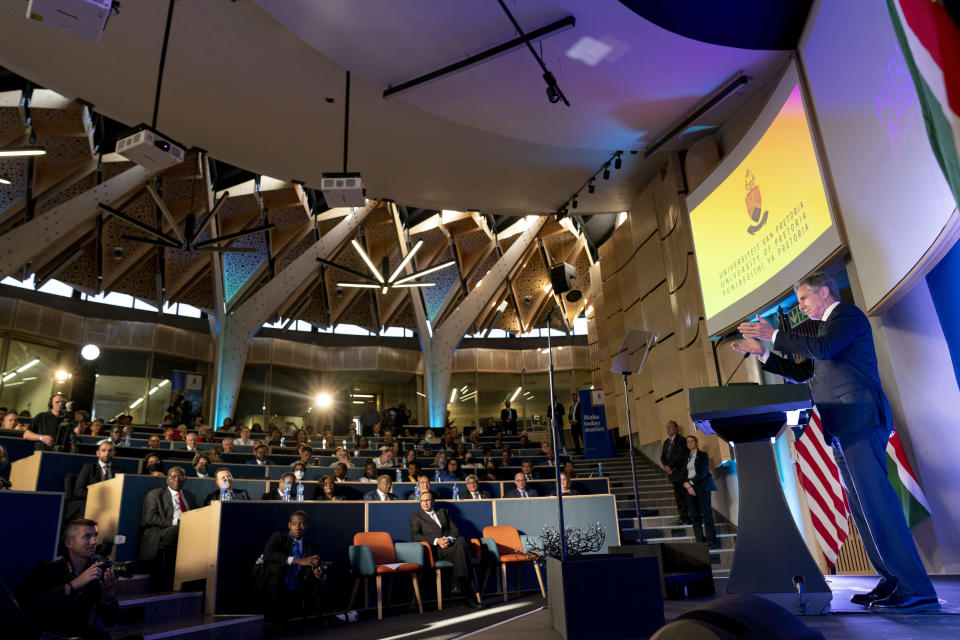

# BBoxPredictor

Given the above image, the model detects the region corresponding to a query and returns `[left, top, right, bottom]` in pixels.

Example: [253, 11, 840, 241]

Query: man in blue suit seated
[504, 472, 538, 498]
[735, 272, 939, 613]
[363, 474, 398, 501]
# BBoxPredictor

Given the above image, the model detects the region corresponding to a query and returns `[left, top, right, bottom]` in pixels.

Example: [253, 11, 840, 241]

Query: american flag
[794, 406, 850, 568]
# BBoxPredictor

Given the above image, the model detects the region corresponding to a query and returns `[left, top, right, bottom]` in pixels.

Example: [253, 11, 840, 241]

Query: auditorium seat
[348, 531, 423, 619]
[481, 525, 545, 601]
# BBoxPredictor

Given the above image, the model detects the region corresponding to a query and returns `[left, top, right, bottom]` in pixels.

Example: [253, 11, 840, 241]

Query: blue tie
[286, 538, 302, 591]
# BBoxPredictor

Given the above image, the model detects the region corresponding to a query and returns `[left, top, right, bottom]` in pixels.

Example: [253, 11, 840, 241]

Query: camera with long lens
[89, 556, 136, 579]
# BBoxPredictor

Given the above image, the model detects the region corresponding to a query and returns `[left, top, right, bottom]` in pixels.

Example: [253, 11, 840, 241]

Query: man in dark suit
[247, 443, 274, 466]
[64, 440, 117, 522]
[261, 510, 329, 633]
[546, 400, 564, 434]
[500, 401, 517, 435]
[140, 466, 198, 589]
[263, 472, 297, 500]
[568, 392, 583, 453]
[409, 491, 481, 608]
[736, 272, 938, 613]
[519, 460, 540, 481]
[363, 474, 398, 501]
[504, 472, 538, 498]
[462, 475, 491, 499]
[660, 420, 691, 525]
[203, 468, 251, 504]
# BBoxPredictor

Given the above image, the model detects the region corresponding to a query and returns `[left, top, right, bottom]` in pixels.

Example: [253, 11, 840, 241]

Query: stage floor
[280, 575, 960, 639]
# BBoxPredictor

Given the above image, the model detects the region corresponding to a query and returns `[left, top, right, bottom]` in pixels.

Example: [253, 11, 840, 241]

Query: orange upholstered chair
[348, 531, 423, 619]
[482, 525, 545, 601]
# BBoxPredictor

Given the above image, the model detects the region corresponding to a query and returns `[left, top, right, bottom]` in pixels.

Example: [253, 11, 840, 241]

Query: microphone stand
[545, 306, 568, 562]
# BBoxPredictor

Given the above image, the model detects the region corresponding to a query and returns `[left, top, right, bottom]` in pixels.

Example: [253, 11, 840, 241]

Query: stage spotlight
[80, 344, 101, 361]
[543, 71, 561, 104]
[315, 392, 332, 408]
[614, 154, 622, 170]
[54, 369, 70, 381]
[602, 166, 610, 180]
[587, 181, 595, 194]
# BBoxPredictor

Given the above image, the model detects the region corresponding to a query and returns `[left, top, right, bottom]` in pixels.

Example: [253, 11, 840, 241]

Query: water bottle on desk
[452, 484, 460, 501]
[282, 481, 291, 502]
[598, 463, 603, 478]
[396, 467, 402, 483]
[434, 468, 441, 482]
[321, 437, 327, 450]
[415, 485, 421, 500]
[296, 482, 304, 502]
[280, 436, 286, 448]
[220, 487, 230, 501]
[124, 432, 132, 447]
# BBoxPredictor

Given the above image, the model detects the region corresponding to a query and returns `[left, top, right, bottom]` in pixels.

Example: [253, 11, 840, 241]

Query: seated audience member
[268, 430, 283, 446]
[251, 422, 264, 434]
[374, 449, 395, 469]
[363, 474, 398, 501]
[463, 474, 491, 499]
[292, 462, 308, 482]
[141, 467, 197, 590]
[148, 435, 162, 449]
[405, 461, 421, 482]
[469, 431, 481, 448]
[505, 472, 538, 498]
[356, 435, 369, 450]
[1, 410, 25, 431]
[261, 510, 331, 633]
[358, 461, 379, 483]
[292, 445, 315, 468]
[403, 448, 418, 466]
[208, 445, 224, 463]
[16, 518, 119, 639]
[563, 460, 577, 479]
[520, 459, 540, 480]
[72, 410, 92, 435]
[220, 417, 233, 431]
[236, 427, 255, 447]
[330, 446, 353, 468]
[481, 447, 494, 464]
[163, 427, 178, 441]
[462, 452, 482, 470]
[263, 472, 298, 501]
[192, 453, 213, 478]
[416, 474, 432, 498]
[247, 443, 274, 466]
[333, 462, 350, 483]
[432, 450, 448, 470]
[409, 491, 481, 608]
[107, 425, 124, 447]
[295, 429, 310, 446]
[221, 437, 235, 453]
[455, 443, 468, 459]
[89, 419, 104, 437]
[484, 460, 500, 481]
[184, 432, 198, 452]
[72, 440, 117, 502]
[500, 449, 512, 467]
[198, 426, 216, 443]
[315, 475, 342, 501]
[204, 468, 250, 504]
[143, 454, 165, 477]
[551, 473, 580, 496]
[485, 417, 497, 435]
[438, 458, 463, 481]
[493, 434, 504, 451]
[519, 434, 529, 449]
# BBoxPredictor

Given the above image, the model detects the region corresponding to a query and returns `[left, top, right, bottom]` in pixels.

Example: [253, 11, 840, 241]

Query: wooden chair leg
[348, 577, 361, 611]
[411, 574, 423, 614]
[515, 563, 522, 596]
[501, 564, 508, 602]
[436, 569, 443, 611]
[375, 574, 383, 620]
[532, 561, 546, 598]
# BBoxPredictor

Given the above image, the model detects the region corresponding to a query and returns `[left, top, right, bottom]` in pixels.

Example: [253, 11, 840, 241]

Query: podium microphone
[723, 352, 751, 386]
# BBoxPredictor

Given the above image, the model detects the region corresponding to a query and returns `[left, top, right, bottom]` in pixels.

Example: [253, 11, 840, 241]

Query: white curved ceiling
[0, 0, 789, 216]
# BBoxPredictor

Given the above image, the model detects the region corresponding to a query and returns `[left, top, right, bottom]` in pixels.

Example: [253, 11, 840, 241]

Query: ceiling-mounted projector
[115, 124, 185, 172]
[27, 0, 112, 43]
[321, 172, 365, 208]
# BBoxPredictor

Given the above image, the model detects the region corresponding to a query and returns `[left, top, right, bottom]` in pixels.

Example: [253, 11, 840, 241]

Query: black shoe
[464, 596, 482, 609]
[869, 591, 940, 613]
[850, 581, 898, 606]
[671, 518, 690, 526]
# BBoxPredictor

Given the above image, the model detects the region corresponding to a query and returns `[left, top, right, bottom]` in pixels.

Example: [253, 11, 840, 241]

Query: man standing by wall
[660, 420, 690, 526]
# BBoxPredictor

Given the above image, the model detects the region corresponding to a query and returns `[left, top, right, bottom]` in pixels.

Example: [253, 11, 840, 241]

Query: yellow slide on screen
[690, 84, 833, 321]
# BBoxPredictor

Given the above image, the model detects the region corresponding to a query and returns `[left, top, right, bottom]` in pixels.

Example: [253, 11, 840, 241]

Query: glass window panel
[477, 372, 522, 427]
[448, 373, 475, 430]
[37, 279, 73, 297]
[101, 292, 134, 307]
[178, 304, 202, 318]
[92, 374, 148, 423]
[144, 377, 172, 426]
[0, 338, 62, 417]
[236, 365, 268, 430]
[133, 298, 158, 311]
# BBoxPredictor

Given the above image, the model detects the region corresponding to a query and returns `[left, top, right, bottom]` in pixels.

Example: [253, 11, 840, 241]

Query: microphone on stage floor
[723, 352, 751, 386]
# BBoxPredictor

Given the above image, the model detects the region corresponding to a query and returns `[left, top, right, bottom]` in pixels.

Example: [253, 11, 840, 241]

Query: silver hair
[795, 271, 839, 300]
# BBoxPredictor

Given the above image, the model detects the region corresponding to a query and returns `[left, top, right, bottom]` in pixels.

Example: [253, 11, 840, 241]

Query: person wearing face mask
[140, 467, 197, 590]
[291, 462, 308, 483]
[143, 454, 165, 477]
[192, 453, 212, 478]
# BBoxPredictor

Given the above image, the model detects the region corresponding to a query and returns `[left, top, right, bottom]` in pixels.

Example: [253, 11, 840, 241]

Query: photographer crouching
[15, 519, 120, 639]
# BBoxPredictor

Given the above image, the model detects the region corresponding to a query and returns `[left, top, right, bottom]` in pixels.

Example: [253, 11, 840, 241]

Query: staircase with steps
[104, 574, 264, 639]
[572, 451, 737, 577]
